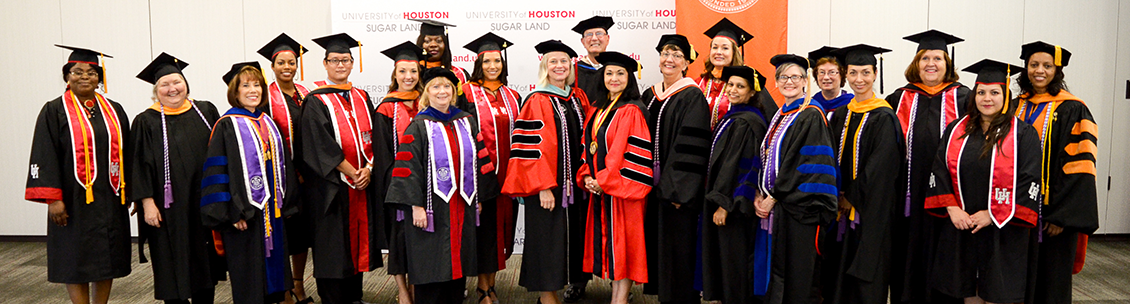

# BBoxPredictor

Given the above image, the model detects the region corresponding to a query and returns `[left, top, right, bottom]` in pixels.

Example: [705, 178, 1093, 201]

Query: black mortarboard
[655, 34, 698, 63]
[571, 16, 614, 34]
[703, 18, 753, 47]
[422, 67, 459, 87]
[1020, 41, 1071, 67]
[57, 44, 112, 65]
[58, 44, 112, 91]
[769, 54, 810, 71]
[257, 33, 308, 61]
[534, 40, 578, 58]
[721, 66, 766, 92]
[222, 61, 262, 85]
[903, 29, 963, 52]
[834, 44, 892, 92]
[962, 59, 1022, 84]
[464, 32, 513, 54]
[807, 46, 839, 65]
[834, 44, 891, 66]
[137, 52, 189, 85]
[312, 33, 360, 54]
[411, 19, 456, 36]
[382, 41, 425, 63]
[963, 59, 1023, 113]
[596, 51, 642, 79]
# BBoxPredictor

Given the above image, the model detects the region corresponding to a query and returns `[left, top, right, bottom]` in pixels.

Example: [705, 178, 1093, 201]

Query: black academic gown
[701, 105, 768, 304]
[575, 59, 603, 100]
[641, 83, 711, 302]
[824, 102, 905, 304]
[201, 108, 298, 304]
[501, 88, 591, 291]
[885, 82, 970, 303]
[926, 118, 1041, 304]
[128, 101, 220, 300]
[761, 102, 838, 304]
[1013, 94, 1100, 304]
[25, 96, 132, 284]
[300, 86, 390, 279]
[385, 107, 499, 285]
[259, 89, 314, 252]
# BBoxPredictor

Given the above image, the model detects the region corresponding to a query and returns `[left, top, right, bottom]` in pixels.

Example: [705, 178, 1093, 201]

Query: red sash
[697, 77, 730, 129]
[468, 83, 520, 174]
[313, 80, 373, 271]
[944, 116, 1018, 227]
[267, 82, 310, 156]
[62, 90, 125, 204]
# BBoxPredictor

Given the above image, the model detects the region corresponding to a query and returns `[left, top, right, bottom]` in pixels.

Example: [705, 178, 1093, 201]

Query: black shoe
[563, 283, 586, 303]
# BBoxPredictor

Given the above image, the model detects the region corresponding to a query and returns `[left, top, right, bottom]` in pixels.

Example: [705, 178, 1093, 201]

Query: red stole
[943, 116, 1019, 227]
[267, 82, 310, 156]
[467, 82, 519, 175]
[895, 85, 960, 140]
[696, 77, 729, 129]
[313, 80, 374, 271]
[62, 90, 125, 204]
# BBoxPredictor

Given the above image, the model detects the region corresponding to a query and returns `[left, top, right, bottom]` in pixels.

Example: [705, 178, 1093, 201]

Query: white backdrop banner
[331, 0, 677, 253]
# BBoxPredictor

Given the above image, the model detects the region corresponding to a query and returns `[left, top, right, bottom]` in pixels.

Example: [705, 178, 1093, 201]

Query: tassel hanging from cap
[879, 54, 885, 94]
[636, 62, 643, 79]
[1002, 65, 1011, 114]
[689, 44, 698, 62]
[358, 42, 363, 73]
[100, 54, 108, 93]
[299, 48, 305, 81]
[753, 69, 761, 92]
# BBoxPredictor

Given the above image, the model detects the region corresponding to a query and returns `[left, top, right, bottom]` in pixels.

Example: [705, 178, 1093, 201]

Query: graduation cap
[596, 51, 642, 79]
[57, 44, 113, 91]
[382, 41, 426, 64]
[422, 67, 460, 88]
[769, 54, 810, 70]
[807, 46, 839, 66]
[703, 18, 753, 47]
[571, 16, 614, 34]
[903, 29, 963, 52]
[963, 59, 1023, 113]
[258, 33, 308, 80]
[1020, 41, 1071, 67]
[137, 52, 189, 85]
[721, 65, 765, 92]
[411, 19, 456, 36]
[534, 40, 578, 58]
[834, 44, 892, 93]
[464, 32, 513, 63]
[655, 34, 698, 63]
[313, 32, 363, 72]
[222, 61, 263, 85]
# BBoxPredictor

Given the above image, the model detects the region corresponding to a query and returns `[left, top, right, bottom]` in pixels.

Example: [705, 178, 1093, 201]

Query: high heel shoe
[290, 278, 314, 304]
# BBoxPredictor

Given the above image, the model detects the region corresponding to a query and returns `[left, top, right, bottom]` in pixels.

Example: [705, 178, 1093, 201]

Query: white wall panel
[828, 0, 927, 96]
[148, 0, 246, 107]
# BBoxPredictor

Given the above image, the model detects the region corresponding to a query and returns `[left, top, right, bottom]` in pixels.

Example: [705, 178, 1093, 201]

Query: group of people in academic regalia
[26, 13, 1097, 304]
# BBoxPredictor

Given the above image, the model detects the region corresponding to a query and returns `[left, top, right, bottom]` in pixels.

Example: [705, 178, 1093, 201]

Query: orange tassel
[299, 48, 305, 81]
[358, 42, 363, 73]
[100, 54, 108, 93]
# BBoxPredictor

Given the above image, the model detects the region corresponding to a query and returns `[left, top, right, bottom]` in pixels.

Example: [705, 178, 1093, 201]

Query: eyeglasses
[582, 32, 607, 39]
[659, 52, 685, 60]
[69, 70, 98, 78]
[777, 75, 805, 83]
[325, 59, 354, 65]
[816, 70, 840, 77]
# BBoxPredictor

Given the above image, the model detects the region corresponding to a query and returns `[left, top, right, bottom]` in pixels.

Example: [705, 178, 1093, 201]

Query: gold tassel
[1002, 65, 1011, 114]
[358, 41, 363, 73]
[636, 62, 643, 79]
[753, 69, 761, 92]
[299, 47, 305, 81]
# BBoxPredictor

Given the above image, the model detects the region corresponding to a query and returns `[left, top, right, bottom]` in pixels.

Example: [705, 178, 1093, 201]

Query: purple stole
[422, 117, 478, 232]
[226, 113, 287, 256]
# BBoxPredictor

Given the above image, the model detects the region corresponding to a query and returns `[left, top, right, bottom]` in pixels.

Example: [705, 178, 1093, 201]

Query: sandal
[291, 278, 314, 304]
[488, 286, 499, 304]
[563, 283, 585, 303]
[477, 288, 490, 304]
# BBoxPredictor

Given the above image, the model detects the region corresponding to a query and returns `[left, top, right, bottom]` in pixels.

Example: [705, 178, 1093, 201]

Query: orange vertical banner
[677, 0, 789, 104]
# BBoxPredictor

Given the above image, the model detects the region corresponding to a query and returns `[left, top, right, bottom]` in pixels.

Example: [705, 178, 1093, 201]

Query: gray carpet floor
[1, 238, 1127, 303]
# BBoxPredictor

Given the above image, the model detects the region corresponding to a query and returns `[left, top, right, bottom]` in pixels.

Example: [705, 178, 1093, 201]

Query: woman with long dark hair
[1014, 42, 1098, 304]
[700, 65, 770, 304]
[925, 59, 1040, 304]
